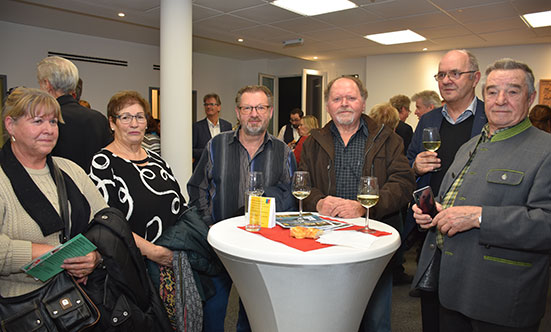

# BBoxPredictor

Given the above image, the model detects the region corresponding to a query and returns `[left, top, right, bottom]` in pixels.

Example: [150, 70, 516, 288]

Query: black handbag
[0, 160, 100, 331]
[0, 271, 100, 332]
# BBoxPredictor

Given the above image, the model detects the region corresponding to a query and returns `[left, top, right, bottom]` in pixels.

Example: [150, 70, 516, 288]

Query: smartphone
[412, 186, 437, 217]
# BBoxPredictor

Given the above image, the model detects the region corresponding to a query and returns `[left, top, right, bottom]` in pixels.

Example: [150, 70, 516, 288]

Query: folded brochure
[22, 233, 97, 282]
[276, 213, 353, 231]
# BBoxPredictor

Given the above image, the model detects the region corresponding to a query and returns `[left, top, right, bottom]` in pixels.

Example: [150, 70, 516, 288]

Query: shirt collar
[207, 118, 219, 128]
[481, 117, 532, 143]
[441, 96, 478, 125]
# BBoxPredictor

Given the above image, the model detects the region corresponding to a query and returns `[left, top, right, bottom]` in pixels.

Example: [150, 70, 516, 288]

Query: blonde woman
[293, 115, 319, 165]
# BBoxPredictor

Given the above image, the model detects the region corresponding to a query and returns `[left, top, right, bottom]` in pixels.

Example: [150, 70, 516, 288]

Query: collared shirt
[187, 128, 296, 225]
[441, 96, 478, 125]
[207, 118, 221, 138]
[330, 118, 369, 200]
[235, 130, 272, 208]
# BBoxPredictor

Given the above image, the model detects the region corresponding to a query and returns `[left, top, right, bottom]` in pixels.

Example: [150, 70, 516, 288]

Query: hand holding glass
[357, 176, 379, 233]
[245, 171, 264, 232]
[422, 127, 441, 172]
[292, 171, 311, 223]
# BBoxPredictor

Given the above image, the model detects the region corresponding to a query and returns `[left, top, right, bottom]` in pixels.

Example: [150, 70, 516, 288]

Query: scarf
[0, 141, 90, 239]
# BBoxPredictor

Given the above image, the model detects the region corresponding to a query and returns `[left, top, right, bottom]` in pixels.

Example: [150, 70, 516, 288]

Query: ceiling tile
[194, 14, 259, 31]
[313, 7, 381, 26]
[270, 17, 334, 33]
[465, 17, 529, 34]
[360, 0, 439, 19]
[301, 28, 361, 42]
[193, 0, 266, 13]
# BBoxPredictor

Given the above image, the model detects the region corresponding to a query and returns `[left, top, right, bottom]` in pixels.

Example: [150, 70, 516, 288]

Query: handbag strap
[51, 160, 70, 243]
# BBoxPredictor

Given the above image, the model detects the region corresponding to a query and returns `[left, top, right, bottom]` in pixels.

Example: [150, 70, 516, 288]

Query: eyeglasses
[238, 105, 271, 114]
[434, 70, 476, 81]
[204, 103, 219, 107]
[115, 113, 147, 124]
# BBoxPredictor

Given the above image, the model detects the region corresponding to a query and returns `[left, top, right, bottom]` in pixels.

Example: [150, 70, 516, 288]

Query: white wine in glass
[422, 127, 441, 171]
[292, 171, 311, 222]
[357, 176, 379, 233]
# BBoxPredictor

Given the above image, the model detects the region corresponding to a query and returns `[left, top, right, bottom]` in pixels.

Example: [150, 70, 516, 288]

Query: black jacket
[54, 95, 112, 171]
[84, 207, 172, 332]
[147, 206, 223, 301]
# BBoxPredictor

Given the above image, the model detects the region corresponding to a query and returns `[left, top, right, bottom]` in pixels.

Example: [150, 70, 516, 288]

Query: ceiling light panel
[272, 0, 357, 16]
[364, 29, 426, 45]
[522, 10, 551, 28]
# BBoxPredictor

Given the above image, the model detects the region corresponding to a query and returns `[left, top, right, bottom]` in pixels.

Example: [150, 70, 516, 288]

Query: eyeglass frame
[237, 104, 271, 114]
[114, 113, 147, 124]
[434, 70, 477, 81]
[203, 102, 220, 107]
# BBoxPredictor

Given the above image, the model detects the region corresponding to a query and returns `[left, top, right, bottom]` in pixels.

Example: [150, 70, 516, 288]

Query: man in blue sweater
[407, 49, 487, 332]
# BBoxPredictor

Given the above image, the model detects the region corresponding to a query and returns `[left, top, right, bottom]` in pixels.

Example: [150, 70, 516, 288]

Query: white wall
[3, 19, 550, 132]
[0, 20, 160, 114]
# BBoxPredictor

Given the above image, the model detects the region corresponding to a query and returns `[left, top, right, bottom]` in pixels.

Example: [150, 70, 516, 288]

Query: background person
[389, 94, 413, 155]
[277, 107, 303, 145]
[411, 90, 442, 120]
[37, 56, 112, 171]
[0, 87, 107, 297]
[529, 104, 551, 133]
[368, 102, 400, 130]
[293, 114, 319, 164]
[89, 90, 186, 328]
[142, 114, 161, 155]
[192, 93, 232, 170]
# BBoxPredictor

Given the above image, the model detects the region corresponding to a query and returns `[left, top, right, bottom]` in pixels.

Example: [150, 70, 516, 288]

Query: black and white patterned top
[89, 148, 185, 243]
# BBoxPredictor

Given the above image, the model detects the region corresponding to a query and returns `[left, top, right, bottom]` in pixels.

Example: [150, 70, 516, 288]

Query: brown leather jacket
[298, 114, 415, 229]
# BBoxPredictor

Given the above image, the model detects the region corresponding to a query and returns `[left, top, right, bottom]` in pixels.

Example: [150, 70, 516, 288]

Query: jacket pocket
[486, 169, 524, 185]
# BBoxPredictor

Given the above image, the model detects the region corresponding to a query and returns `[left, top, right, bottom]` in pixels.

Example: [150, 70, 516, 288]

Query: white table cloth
[208, 215, 400, 332]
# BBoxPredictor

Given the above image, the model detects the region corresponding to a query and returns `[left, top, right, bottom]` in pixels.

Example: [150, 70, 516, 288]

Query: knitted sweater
[0, 157, 107, 297]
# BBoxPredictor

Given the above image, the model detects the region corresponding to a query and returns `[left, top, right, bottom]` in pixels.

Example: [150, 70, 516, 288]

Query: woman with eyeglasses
[89, 90, 187, 328]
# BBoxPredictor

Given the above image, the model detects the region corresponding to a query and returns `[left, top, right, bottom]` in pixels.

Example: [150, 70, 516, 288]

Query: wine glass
[422, 127, 441, 172]
[245, 171, 264, 232]
[356, 176, 379, 233]
[292, 171, 311, 223]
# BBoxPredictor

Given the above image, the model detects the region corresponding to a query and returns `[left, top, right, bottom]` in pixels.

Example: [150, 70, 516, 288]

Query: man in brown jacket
[299, 76, 415, 332]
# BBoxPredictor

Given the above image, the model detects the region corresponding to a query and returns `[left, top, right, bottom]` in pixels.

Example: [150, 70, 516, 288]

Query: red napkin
[238, 224, 391, 252]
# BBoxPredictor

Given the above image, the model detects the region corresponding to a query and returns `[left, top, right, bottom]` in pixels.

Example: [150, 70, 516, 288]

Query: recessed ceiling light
[118, 12, 125, 17]
[313, 56, 318, 60]
[237, 38, 244, 43]
[272, 0, 357, 16]
[364, 29, 426, 45]
[521, 10, 551, 28]
[422, 48, 428, 51]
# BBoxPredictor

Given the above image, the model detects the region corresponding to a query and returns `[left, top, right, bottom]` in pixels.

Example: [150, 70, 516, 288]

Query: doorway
[277, 76, 302, 135]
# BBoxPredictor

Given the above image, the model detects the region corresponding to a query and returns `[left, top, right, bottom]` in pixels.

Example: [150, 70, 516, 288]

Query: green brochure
[22, 233, 97, 282]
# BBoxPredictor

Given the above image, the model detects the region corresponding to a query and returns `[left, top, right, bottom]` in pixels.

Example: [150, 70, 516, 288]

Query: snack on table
[290, 226, 323, 239]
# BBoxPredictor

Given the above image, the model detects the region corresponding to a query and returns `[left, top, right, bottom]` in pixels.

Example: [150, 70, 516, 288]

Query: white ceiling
[2, 0, 551, 60]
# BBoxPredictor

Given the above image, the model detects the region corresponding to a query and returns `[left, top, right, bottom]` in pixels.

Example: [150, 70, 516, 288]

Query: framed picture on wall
[539, 79, 551, 106]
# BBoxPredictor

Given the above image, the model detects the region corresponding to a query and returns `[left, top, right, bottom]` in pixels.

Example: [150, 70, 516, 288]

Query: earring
[11, 136, 15, 142]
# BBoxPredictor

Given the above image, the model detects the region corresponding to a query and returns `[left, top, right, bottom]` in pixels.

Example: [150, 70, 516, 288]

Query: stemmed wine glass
[356, 176, 379, 233]
[292, 171, 311, 223]
[422, 127, 441, 172]
[245, 171, 264, 232]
